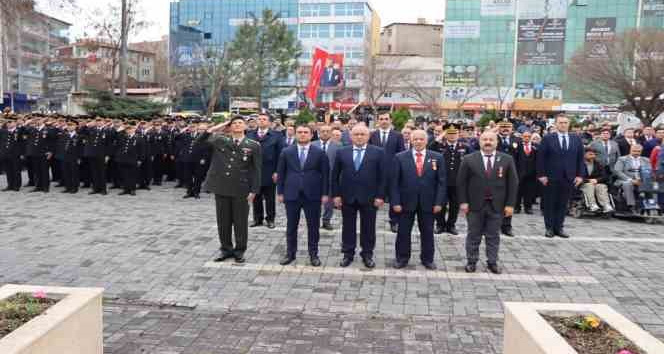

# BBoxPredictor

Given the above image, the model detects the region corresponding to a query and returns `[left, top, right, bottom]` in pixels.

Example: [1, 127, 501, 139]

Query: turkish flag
[305, 48, 328, 103]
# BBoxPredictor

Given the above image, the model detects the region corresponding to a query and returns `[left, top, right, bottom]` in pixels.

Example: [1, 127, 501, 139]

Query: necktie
[354, 148, 364, 171]
[258, 131, 264, 139]
[381, 132, 387, 146]
[299, 147, 306, 169]
[485, 155, 493, 177]
[322, 142, 327, 153]
[525, 144, 531, 155]
[562, 135, 568, 151]
[605, 142, 609, 154]
[234, 139, 240, 146]
[416, 152, 424, 177]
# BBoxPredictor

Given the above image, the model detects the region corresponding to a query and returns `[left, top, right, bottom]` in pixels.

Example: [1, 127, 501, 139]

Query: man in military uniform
[81, 118, 111, 195]
[55, 121, 83, 193]
[183, 124, 212, 199]
[0, 118, 25, 191]
[497, 120, 521, 237]
[151, 120, 167, 186]
[114, 123, 146, 196]
[24, 117, 57, 192]
[205, 116, 261, 264]
[429, 124, 471, 235]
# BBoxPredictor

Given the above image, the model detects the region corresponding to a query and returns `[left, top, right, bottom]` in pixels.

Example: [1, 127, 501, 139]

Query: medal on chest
[431, 159, 437, 171]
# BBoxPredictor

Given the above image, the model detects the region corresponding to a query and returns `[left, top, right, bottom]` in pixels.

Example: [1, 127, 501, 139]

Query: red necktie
[416, 152, 424, 177]
[525, 144, 531, 155]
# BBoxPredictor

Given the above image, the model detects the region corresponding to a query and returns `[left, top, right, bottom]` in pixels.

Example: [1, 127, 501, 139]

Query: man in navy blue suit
[369, 113, 405, 233]
[391, 130, 447, 270]
[246, 113, 285, 229]
[332, 124, 386, 268]
[536, 114, 585, 238]
[276, 125, 329, 267]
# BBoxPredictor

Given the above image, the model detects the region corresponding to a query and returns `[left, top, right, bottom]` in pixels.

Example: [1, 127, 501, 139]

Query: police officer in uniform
[429, 124, 471, 235]
[0, 118, 25, 191]
[114, 123, 146, 196]
[25, 117, 57, 193]
[205, 116, 262, 264]
[184, 124, 212, 199]
[497, 120, 521, 237]
[81, 118, 111, 195]
[56, 121, 83, 193]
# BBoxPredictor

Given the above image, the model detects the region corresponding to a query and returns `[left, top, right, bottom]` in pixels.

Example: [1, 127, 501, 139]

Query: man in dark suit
[391, 130, 446, 270]
[205, 117, 262, 264]
[497, 120, 521, 236]
[514, 130, 538, 214]
[332, 124, 386, 268]
[0, 119, 24, 191]
[246, 113, 285, 229]
[537, 114, 585, 238]
[369, 113, 405, 232]
[458, 131, 518, 274]
[321, 59, 342, 88]
[186, 124, 212, 199]
[81, 118, 111, 195]
[276, 125, 330, 267]
[55, 121, 83, 193]
[114, 123, 146, 196]
[24, 117, 57, 193]
[616, 128, 637, 157]
[312, 124, 341, 230]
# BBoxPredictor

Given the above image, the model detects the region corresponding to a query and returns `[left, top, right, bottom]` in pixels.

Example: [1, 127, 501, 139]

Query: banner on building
[305, 48, 345, 103]
[443, 65, 478, 86]
[518, 0, 569, 20]
[584, 17, 616, 59]
[444, 21, 481, 39]
[170, 25, 205, 68]
[481, 0, 515, 16]
[517, 18, 566, 65]
[45, 61, 77, 99]
[542, 83, 562, 100]
[644, 0, 664, 17]
[514, 83, 534, 99]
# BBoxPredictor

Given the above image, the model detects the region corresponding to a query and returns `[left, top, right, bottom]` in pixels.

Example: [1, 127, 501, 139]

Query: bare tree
[566, 28, 664, 126]
[482, 63, 512, 118]
[402, 74, 443, 117]
[361, 55, 411, 114]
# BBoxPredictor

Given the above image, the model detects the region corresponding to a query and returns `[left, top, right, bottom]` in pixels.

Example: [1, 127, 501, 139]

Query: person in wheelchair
[580, 147, 613, 213]
[613, 144, 652, 214]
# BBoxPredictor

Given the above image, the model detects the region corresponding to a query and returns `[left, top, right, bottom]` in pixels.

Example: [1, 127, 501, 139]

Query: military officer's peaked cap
[230, 115, 245, 124]
[498, 119, 512, 128]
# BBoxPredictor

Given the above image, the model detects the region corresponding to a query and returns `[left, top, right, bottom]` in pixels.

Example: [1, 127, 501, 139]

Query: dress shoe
[447, 226, 459, 235]
[487, 263, 502, 274]
[118, 191, 129, 196]
[465, 264, 477, 273]
[266, 221, 276, 229]
[362, 256, 376, 269]
[129, 191, 136, 196]
[234, 254, 246, 263]
[214, 253, 234, 262]
[88, 190, 98, 195]
[193, 194, 200, 199]
[390, 224, 398, 233]
[340, 256, 353, 267]
[250, 221, 263, 228]
[545, 229, 555, 238]
[174, 184, 183, 188]
[434, 225, 445, 235]
[422, 262, 437, 270]
[556, 230, 570, 239]
[279, 255, 296, 266]
[525, 209, 534, 215]
[1, 188, 12, 192]
[29, 188, 42, 193]
[100, 191, 108, 195]
[183, 194, 194, 199]
[69, 190, 78, 194]
[393, 260, 408, 269]
[322, 222, 334, 231]
[310, 256, 321, 267]
[502, 228, 515, 237]
[61, 189, 71, 193]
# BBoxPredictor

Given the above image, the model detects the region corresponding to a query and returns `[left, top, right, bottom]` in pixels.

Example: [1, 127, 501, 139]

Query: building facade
[380, 21, 444, 57]
[443, 0, 664, 114]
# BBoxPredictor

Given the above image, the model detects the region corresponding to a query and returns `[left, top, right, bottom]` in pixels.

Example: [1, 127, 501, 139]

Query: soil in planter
[0, 293, 58, 339]
[542, 314, 645, 354]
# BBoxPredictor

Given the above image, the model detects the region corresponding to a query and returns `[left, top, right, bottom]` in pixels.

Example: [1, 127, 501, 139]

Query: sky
[38, 0, 446, 42]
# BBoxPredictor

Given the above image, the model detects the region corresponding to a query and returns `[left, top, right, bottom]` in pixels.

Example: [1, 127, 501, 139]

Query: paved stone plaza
[1, 180, 664, 353]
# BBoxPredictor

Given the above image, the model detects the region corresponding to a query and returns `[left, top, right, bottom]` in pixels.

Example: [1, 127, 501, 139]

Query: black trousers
[79, 157, 90, 187]
[30, 155, 50, 191]
[542, 179, 574, 232]
[139, 157, 153, 187]
[341, 201, 377, 258]
[62, 160, 80, 192]
[175, 160, 186, 185]
[1, 157, 22, 190]
[119, 162, 138, 192]
[51, 158, 61, 183]
[152, 155, 165, 184]
[285, 193, 321, 257]
[437, 186, 459, 229]
[24, 156, 35, 186]
[466, 204, 503, 265]
[517, 177, 537, 210]
[215, 195, 249, 256]
[396, 207, 435, 264]
[182, 161, 195, 192]
[253, 184, 276, 223]
[165, 156, 176, 181]
[88, 156, 107, 192]
[188, 162, 209, 196]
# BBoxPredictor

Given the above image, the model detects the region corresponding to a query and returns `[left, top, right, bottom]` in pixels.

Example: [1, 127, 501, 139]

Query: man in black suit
[0, 119, 25, 191]
[616, 127, 637, 157]
[55, 121, 83, 193]
[186, 124, 212, 199]
[114, 123, 146, 196]
[369, 113, 405, 232]
[332, 124, 386, 269]
[391, 130, 446, 270]
[514, 130, 538, 214]
[24, 117, 57, 193]
[81, 118, 111, 195]
[276, 125, 329, 267]
[247, 113, 285, 229]
[536, 114, 585, 238]
[496, 120, 521, 236]
[458, 131, 518, 274]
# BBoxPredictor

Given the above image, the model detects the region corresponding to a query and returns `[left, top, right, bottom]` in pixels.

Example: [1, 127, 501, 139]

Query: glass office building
[443, 0, 664, 113]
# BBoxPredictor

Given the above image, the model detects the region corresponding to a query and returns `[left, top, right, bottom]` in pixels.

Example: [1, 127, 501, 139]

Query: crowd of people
[1, 109, 663, 273]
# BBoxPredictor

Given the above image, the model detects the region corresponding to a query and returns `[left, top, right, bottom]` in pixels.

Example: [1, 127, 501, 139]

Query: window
[334, 3, 364, 16]
[300, 3, 331, 17]
[383, 92, 393, 98]
[300, 24, 331, 38]
[334, 23, 364, 38]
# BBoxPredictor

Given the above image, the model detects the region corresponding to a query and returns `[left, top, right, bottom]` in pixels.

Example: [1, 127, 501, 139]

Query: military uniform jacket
[114, 133, 147, 165]
[429, 140, 470, 187]
[81, 127, 111, 157]
[203, 135, 262, 197]
[0, 128, 25, 158]
[55, 132, 83, 162]
[497, 135, 521, 156]
[24, 126, 57, 157]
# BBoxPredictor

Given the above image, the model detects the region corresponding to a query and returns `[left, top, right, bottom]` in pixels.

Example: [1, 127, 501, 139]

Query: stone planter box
[503, 302, 664, 354]
[0, 284, 104, 354]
